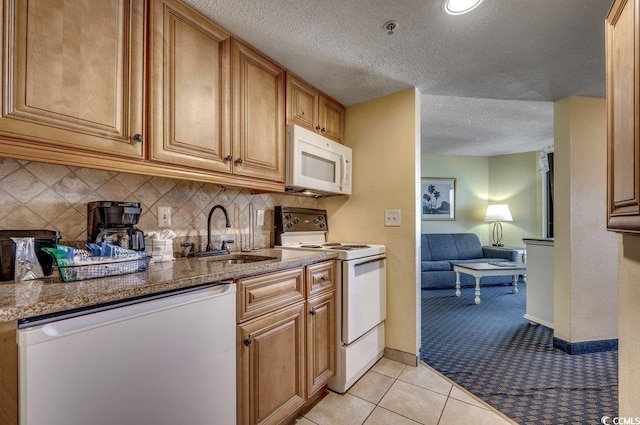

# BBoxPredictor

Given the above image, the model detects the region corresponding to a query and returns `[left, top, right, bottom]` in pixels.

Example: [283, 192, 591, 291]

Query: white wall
[553, 96, 618, 343]
[319, 89, 421, 357]
[421, 153, 541, 247]
[489, 152, 540, 247]
[420, 155, 489, 244]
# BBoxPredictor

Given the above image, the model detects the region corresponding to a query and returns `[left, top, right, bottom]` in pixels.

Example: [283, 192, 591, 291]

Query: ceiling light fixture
[443, 0, 483, 15]
[384, 21, 398, 35]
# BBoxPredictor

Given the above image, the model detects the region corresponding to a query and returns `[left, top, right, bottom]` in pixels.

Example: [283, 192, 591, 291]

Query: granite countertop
[0, 249, 338, 323]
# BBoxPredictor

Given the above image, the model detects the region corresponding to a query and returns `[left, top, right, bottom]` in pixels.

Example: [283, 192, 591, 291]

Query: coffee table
[451, 262, 526, 305]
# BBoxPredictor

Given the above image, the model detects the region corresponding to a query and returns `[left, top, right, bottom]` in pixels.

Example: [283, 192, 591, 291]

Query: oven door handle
[354, 257, 386, 268]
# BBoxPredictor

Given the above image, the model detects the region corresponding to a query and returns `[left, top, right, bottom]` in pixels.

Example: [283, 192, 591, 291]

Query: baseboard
[552, 337, 618, 355]
[383, 347, 419, 366]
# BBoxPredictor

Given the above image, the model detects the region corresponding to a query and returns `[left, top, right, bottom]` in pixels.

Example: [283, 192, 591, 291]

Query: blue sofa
[421, 233, 518, 289]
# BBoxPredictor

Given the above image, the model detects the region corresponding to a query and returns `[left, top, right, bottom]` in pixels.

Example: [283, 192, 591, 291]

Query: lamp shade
[484, 204, 513, 222]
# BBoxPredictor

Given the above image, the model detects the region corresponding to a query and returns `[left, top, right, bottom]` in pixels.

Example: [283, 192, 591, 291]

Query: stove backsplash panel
[0, 159, 317, 254]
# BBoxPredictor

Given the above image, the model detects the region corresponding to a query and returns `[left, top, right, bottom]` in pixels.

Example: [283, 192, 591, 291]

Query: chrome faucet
[206, 205, 231, 251]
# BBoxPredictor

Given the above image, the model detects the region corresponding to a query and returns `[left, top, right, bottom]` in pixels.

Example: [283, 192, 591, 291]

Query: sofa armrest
[482, 246, 518, 262]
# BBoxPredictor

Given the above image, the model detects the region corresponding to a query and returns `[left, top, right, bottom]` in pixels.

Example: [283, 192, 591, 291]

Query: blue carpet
[421, 284, 618, 425]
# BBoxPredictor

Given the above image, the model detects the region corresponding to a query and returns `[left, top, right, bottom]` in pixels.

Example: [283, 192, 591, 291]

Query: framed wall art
[421, 177, 456, 220]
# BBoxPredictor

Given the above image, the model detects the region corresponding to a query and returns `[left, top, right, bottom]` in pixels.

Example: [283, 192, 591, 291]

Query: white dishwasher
[17, 283, 236, 425]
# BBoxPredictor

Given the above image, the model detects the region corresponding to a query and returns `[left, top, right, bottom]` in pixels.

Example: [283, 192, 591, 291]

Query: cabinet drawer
[306, 261, 335, 298]
[237, 268, 305, 322]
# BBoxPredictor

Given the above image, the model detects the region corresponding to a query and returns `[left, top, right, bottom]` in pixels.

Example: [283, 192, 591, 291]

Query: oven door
[342, 254, 386, 345]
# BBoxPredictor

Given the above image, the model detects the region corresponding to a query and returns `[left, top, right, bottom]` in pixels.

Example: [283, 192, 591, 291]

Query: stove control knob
[286, 222, 294, 229]
[292, 217, 299, 224]
[319, 223, 326, 228]
[318, 215, 325, 221]
[284, 213, 292, 220]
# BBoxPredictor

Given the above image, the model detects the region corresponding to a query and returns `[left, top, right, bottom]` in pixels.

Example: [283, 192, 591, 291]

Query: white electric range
[275, 207, 386, 393]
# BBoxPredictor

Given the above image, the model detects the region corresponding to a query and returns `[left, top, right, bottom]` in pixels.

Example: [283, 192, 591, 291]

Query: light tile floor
[296, 358, 517, 425]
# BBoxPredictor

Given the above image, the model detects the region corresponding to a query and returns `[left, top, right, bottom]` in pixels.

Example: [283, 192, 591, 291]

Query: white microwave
[285, 124, 352, 196]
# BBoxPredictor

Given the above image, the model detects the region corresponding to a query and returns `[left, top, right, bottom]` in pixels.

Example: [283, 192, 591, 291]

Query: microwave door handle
[339, 155, 346, 189]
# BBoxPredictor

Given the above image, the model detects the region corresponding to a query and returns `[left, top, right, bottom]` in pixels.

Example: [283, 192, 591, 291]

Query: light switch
[384, 209, 401, 227]
[256, 209, 265, 226]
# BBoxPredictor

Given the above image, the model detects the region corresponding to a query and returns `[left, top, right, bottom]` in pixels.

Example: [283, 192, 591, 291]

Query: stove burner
[300, 245, 323, 248]
[322, 242, 342, 247]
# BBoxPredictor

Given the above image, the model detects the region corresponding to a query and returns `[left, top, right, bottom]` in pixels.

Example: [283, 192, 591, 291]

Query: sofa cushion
[452, 233, 483, 259]
[425, 234, 459, 261]
[422, 261, 452, 272]
[421, 234, 432, 261]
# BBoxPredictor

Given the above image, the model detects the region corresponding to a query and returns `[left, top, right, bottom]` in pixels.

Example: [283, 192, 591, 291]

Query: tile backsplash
[0, 159, 316, 254]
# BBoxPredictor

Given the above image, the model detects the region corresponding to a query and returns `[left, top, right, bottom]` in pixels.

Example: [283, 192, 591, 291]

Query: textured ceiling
[182, 0, 612, 156]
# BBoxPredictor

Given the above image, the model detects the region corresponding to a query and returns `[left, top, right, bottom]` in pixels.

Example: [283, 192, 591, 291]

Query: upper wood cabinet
[0, 0, 145, 159]
[318, 95, 346, 144]
[606, 0, 640, 233]
[148, 0, 232, 173]
[231, 39, 286, 182]
[286, 73, 345, 144]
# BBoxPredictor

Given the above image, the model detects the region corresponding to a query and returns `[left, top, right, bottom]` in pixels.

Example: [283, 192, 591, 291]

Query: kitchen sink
[196, 253, 277, 264]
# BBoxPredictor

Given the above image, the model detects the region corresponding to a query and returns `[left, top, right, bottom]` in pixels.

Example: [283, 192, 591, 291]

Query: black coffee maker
[87, 201, 145, 251]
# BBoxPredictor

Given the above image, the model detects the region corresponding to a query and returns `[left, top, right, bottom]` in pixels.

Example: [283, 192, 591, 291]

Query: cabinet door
[318, 94, 346, 144]
[306, 291, 335, 397]
[606, 0, 640, 232]
[149, 0, 232, 172]
[286, 74, 318, 131]
[239, 302, 306, 425]
[0, 0, 144, 158]
[231, 39, 285, 182]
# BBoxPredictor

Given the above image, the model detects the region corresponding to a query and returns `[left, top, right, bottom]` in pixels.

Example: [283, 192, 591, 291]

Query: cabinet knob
[320, 275, 327, 282]
[133, 134, 143, 143]
[310, 309, 317, 316]
[235, 157, 243, 165]
[321, 127, 326, 133]
[224, 154, 233, 162]
[243, 337, 253, 346]
[315, 125, 321, 131]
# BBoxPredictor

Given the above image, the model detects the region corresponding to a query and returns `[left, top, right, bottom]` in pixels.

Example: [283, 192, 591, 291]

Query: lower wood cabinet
[238, 302, 306, 425]
[237, 262, 335, 425]
[306, 291, 335, 397]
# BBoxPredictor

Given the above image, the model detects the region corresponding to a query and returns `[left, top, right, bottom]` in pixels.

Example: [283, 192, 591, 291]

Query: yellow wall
[619, 235, 640, 415]
[489, 152, 540, 247]
[553, 97, 618, 343]
[319, 89, 421, 357]
[420, 153, 540, 247]
[420, 155, 489, 243]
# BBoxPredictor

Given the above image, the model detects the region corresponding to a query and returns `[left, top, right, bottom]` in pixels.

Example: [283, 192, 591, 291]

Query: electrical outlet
[384, 209, 401, 227]
[157, 206, 171, 228]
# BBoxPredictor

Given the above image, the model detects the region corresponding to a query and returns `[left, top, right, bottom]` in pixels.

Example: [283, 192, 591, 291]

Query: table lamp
[484, 204, 513, 246]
